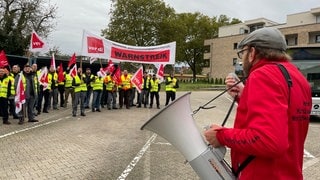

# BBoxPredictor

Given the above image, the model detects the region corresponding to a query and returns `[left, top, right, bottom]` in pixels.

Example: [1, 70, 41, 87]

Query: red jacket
[217, 59, 311, 179]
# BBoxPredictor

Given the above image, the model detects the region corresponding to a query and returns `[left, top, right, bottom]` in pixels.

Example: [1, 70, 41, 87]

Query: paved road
[0, 91, 319, 179]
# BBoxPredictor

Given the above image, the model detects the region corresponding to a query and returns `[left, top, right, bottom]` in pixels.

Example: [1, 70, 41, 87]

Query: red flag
[38, 67, 49, 90]
[29, 30, 47, 52]
[113, 66, 121, 85]
[156, 64, 165, 82]
[15, 72, 26, 114]
[58, 63, 65, 83]
[0, 50, 9, 68]
[68, 53, 76, 68]
[69, 64, 77, 78]
[105, 60, 115, 73]
[50, 53, 56, 70]
[131, 66, 143, 93]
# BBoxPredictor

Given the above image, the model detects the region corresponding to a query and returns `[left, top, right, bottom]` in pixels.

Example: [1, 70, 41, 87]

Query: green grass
[160, 82, 225, 91]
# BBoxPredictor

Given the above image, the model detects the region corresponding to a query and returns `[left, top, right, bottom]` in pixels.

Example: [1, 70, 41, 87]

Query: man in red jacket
[204, 27, 312, 180]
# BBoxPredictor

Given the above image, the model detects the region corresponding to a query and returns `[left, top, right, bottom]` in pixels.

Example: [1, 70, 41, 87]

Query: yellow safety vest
[92, 76, 103, 91]
[0, 77, 10, 98]
[65, 74, 73, 88]
[8, 74, 15, 95]
[104, 75, 115, 91]
[150, 78, 160, 92]
[165, 77, 177, 92]
[73, 75, 87, 92]
[120, 74, 132, 90]
[48, 72, 58, 89]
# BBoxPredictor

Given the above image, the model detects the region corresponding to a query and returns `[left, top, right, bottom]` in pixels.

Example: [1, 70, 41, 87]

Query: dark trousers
[0, 97, 9, 123]
[165, 91, 176, 106]
[150, 91, 160, 107]
[8, 98, 18, 118]
[119, 89, 131, 108]
[73, 91, 86, 115]
[37, 89, 50, 112]
[58, 85, 65, 107]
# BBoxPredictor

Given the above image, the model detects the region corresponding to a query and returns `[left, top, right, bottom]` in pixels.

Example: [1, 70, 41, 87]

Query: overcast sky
[47, 0, 320, 55]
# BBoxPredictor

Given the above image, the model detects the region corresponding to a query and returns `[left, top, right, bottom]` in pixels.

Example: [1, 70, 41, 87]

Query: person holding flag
[104, 71, 118, 110]
[57, 63, 65, 108]
[63, 66, 75, 108]
[15, 65, 38, 123]
[165, 71, 179, 106]
[0, 67, 13, 124]
[37, 66, 50, 114]
[9, 65, 21, 119]
[149, 74, 161, 109]
[119, 70, 132, 109]
[72, 67, 87, 117]
[91, 71, 104, 112]
[138, 71, 150, 108]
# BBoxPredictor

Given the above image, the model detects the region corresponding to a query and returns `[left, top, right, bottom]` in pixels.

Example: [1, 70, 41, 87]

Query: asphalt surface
[0, 91, 319, 180]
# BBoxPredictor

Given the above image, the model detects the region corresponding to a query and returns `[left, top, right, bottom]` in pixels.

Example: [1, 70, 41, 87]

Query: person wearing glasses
[204, 27, 311, 179]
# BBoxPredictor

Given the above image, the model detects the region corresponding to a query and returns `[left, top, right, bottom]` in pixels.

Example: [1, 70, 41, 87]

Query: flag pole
[99, 58, 103, 69]
[80, 56, 83, 81]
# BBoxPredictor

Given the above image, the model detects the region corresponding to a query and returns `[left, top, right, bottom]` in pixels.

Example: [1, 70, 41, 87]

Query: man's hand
[204, 124, 222, 148]
[225, 74, 244, 98]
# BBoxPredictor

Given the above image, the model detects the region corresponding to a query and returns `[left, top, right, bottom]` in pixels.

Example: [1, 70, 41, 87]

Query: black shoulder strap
[276, 63, 292, 88]
[232, 63, 293, 178]
[232, 155, 255, 178]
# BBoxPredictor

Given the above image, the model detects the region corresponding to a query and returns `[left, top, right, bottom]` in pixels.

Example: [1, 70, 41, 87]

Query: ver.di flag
[58, 63, 65, 83]
[29, 30, 48, 53]
[38, 66, 49, 90]
[113, 66, 121, 85]
[15, 72, 26, 114]
[131, 66, 144, 93]
[0, 50, 9, 68]
[68, 53, 77, 68]
[69, 64, 77, 78]
[155, 63, 165, 83]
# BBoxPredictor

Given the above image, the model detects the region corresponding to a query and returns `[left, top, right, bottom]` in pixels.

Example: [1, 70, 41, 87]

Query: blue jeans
[92, 90, 102, 110]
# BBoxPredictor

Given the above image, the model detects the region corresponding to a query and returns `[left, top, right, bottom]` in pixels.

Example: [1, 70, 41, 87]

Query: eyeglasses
[237, 48, 249, 59]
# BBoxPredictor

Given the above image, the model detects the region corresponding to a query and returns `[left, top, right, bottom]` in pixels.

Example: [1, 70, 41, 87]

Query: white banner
[81, 30, 176, 64]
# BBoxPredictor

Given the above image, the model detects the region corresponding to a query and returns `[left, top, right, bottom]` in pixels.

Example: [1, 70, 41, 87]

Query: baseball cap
[237, 27, 287, 51]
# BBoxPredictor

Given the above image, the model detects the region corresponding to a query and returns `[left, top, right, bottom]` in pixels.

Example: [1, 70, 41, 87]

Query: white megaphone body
[141, 92, 235, 180]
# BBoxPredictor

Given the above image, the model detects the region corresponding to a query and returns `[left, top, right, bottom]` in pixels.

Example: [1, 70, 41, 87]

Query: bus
[288, 47, 320, 117]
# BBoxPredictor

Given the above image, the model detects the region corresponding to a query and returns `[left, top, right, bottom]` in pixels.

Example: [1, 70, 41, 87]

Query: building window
[317, 15, 320, 23]
[316, 35, 320, 43]
[204, 45, 210, 53]
[203, 59, 210, 67]
[233, 43, 238, 49]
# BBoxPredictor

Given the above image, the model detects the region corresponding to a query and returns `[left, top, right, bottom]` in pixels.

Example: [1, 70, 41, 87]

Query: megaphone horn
[141, 92, 235, 180]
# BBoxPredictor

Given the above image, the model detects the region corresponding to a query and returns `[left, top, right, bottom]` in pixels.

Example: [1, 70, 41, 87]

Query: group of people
[0, 63, 179, 125]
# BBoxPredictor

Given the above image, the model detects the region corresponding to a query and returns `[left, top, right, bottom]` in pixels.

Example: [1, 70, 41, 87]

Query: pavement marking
[153, 142, 171, 146]
[117, 133, 157, 180]
[0, 117, 68, 139]
[304, 149, 315, 158]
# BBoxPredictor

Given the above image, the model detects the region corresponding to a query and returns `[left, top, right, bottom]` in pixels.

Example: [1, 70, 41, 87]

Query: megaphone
[141, 92, 235, 180]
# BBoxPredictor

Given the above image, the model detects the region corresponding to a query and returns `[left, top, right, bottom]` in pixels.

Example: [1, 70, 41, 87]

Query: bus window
[307, 73, 320, 97]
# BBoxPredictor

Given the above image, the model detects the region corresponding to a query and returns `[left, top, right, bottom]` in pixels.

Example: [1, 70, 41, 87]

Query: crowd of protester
[0, 64, 179, 125]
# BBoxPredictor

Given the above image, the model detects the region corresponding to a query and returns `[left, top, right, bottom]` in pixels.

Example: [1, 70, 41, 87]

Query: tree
[101, 0, 175, 71]
[172, 13, 241, 81]
[0, 0, 57, 55]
